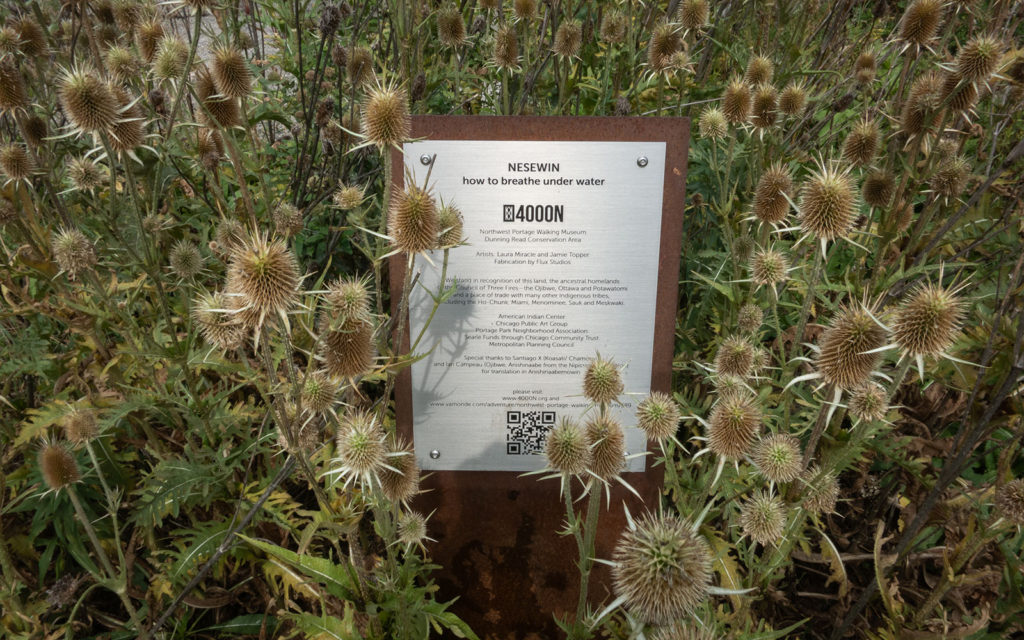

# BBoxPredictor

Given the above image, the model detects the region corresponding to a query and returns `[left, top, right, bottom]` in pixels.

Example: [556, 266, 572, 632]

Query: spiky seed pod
[361, 82, 410, 149]
[212, 45, 252, 99]
[388, 184, 438, 254]
[335, 410, 386, 482]
[106, 46, 140, 84]
[0, 27, 21, 55]
[753, 162, 792, 224]
[715, 336, 754, 377]
[197, 68, 241, 128]
[600, 10, 628, 44]
[707, 394, 762, 459]
[325, 277, 371, 322]
[333, 184, 364, 210]
[112, 0, 143, 32]
[322, 316, 374, 378]
[740, 490, 786, 546]
[856, 66, 876, 85]
[996, 479, 1024, 526]
[714, 374, 748, 400]
[493, 24, 519, 70]
[59, 67, 117, 132]
[816, 305, 886, 390]
[12, 17, 45, 57]
[318, 3, 342, 36]
[753, 434, 802, 483]
[862, 169, 895, 208]
[677, 0, 710, 32]
[669, 51, 691, 74]
[750, 346, 768, 375]
[698, 106, 728, 140]
[940, 72, 977, 114]
[732, 236, 753, 263]
[848, 382, 888, 422]
[52, 229, 96, 278]
[801, 466, 839, 515]
[0, 61, 27, 113]
[107, 87, 144, 153]
[554, 20, 583, 60]
[192, 290, 244, 350]
[585, 415, 626, 480]
[798, 164, 857, 243]
[583, 356, 623, 404]
[636, 392, 680, 442]
[169, 240, 203, 279]
[437, 204, 464, 248]
[721, 78, 752, 124]
[750, 84, 778, 129]
[225, 233, 301, 330]
[213, 218, 244, 257]
[737, 303, 764, 334]
[0, 198, 15, 225]
[478, 0, 499, 7]
[347, 47, 374, 86]
[153, 36, 188, 81]
[513, 0, 537, 20]
[855, 51, 876, 74]
[0, 143, 34, 182]
[545, 417, 591, 475]
[62, 409, 98, 444]
[744, 56, 773, 86]
[273, 202, 304, 237]
[647, 22, 680, 74]
[397, 510, 429, 546]
[899, 0, 943, 48]
[892, 283, 965, 358]
[66, 157, 102, 191]
[778, 81, 807, 116]
[136, 20, 164, 62]
[39, 443, 80, 490]
[612, 512, 712, 624]
[901, 70, 943, 136]
[380, 438, 420, 503]
[331, 42, 347, 67]
[436, 6, 467, 48]
[842, 117, 879, 167]
[302, 371, 337, 414]
[197, 128, 224, 170]
[750, 248, 788, 287]
[930, 155, 970, 201]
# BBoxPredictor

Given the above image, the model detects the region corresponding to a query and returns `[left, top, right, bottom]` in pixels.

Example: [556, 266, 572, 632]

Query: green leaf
[238, 534, 360, 602]
[198, 613, 274, 634]
[287, 611, 360, 640]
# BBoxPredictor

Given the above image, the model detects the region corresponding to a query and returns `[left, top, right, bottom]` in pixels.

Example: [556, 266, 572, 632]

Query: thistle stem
[571, 481, 604, 638]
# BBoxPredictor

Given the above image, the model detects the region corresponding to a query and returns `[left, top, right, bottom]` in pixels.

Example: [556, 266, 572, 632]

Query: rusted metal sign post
[392, 116, 688, 637]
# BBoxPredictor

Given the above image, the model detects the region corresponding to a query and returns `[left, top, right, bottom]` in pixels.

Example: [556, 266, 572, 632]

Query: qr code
[506, 410, 556, 455]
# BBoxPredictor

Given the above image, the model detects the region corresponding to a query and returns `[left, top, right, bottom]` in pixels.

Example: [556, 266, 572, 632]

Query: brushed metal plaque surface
[404, 140, 666, 472]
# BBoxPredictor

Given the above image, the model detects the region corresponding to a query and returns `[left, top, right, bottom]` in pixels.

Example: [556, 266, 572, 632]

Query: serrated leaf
[287, 611, 359, 640]
[170, 521, 231, 580]
[703, 529, 744, 609]
[238, 534, 359, 602]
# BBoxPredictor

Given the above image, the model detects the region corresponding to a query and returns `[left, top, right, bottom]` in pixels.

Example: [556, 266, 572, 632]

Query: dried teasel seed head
[855, 51, 876, 74]
[554, 20, 583, 60]
[437, 5, 467, 48]
[331, 42, 347, 67]
[397, 510, 429, 546]
[750, 84, 778, 129]
[335, 410, 386, 482]
[600, 10, 628, 44]
[62, 409, 98, 444]
[612, 512, 712, 624]
[59, 67, 117, 132]
[493, 24, 519, 70]
[437, 203, 465, 248]
[192, 290, 243, 350]
[585, 415, 626, 480]
[52, 228, 97, 278]
[750, 346, 768, 375]
[225, 232, 301, 330]
[67, 157, 103, 191]
[862, 169, 895, 208]
[153, 36, 188, 81]
[893, 282, 966, 358]
[545, 417, 591, 475]
[39, 443, 80, 490]
[347, 47, 375, 86]
[169, 239, 203, 280]
[112, 0, 143, 32]
[361, 81, 410, 149]
[212, 44, 252, 99]
[647, 22, 680, 75]
[106, 46, 140, 84]
[107, 87, 144, 154]
[136, 20, 164, 63]
[940, 72, 978, 114]
[744, 55, 773, 86]
[714, 374, 748, 400]
[842, 117, 879, 167]
[197, 67, 241, 128]
[708, 394, 762, 459]
[721, 77, 752, 124]
[737, 303, 764, 334]
[899, 0, 943, 49]
[636, 392, 680, 442]
[302, 371, 338, 414]
[753, 433, 802, 483]
[750, 247, 788, 287]
[322, 315, 375, 379]
[996, 479, 1024, 526]
[0, 143, 34, 182]
[13, 17, 46, 57]
[848, 382, 889, 423]
[739, 489, 787, 545]
[380, 438, 420, 503]
[272, 202, 304, 238]
[0, 27, 21, 55]
[801, 466, 839, 515]
[930, 155, 970, 201]
[901, 70, 943, 136]
[513, 0, 538, 21]
[816, 305, 887, 390]
[213, 218, 244, 258]
[583, 355, 623, 404]
[325, 276, 372, 322]
[752, 162, 793, 224]
[856, 66, 876, 85]
[0, 198, 15, 225]
[197, 128, 224, 170]
[715, 335, 754, 378]
[778, 81, 807, 117]
[388, 184, 438, 254]
[798, 163, 858, 243]
[333, 184, 364, 210]
[698, 106, 728, 140]
[318, 2, 342, 36]
[0, 60, 28, 113]
[677, 0, 710, 32]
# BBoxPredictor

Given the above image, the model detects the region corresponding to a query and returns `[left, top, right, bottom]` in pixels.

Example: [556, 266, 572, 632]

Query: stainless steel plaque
[404, 140, 666, 472]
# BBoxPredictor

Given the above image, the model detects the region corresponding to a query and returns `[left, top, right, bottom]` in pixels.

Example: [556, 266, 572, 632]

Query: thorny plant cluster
[0, 0, 1022, 639]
